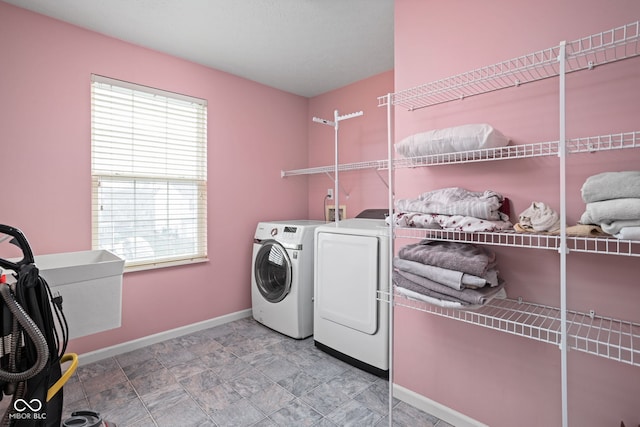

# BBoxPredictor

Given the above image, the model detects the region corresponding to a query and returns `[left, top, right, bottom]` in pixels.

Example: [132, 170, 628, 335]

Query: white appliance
[313, 218, 390, 377]
[251, 220, 325, 339]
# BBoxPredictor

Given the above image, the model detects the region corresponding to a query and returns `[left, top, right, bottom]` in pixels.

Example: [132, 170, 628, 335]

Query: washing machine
[251, 220, 325, 339]
[313, 218, 390, 378]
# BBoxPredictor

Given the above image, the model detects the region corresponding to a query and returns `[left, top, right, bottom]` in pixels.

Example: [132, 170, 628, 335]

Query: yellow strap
[47, 353, 78, 402]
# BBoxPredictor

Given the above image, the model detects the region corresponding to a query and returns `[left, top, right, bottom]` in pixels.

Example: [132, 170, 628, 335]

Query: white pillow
[395, 124, 510, 157]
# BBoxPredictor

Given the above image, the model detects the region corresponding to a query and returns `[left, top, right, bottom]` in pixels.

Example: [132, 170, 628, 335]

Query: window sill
[124, 257, 209, 273]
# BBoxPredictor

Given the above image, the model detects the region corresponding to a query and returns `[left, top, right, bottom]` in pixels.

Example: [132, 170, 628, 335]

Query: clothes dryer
[313, 218, 390, 377]
[251, 220, 325, 339]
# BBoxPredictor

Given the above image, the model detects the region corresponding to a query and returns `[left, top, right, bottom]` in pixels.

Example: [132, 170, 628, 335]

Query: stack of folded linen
[579, 171, 640, 240]
[393, 240, 506, 309]
[390, 187, 512, 232]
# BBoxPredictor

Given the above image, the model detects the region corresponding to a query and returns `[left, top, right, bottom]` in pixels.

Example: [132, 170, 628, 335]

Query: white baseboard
[77, 309, 253, 366]
[393, 384, 490, 427]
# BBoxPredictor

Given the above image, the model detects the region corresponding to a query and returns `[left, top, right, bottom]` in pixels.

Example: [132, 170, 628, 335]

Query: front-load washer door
[316, 232, 379, 335]
[254, 240, 292, 303]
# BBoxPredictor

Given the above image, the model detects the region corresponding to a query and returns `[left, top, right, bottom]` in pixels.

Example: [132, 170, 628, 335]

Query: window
[91, 75, 207, 270]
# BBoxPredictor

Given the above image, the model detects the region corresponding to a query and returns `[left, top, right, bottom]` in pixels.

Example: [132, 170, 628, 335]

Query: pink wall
[393, 1, 640, 426]
[306, 71, 393, 220]
[3, 2, 639, 425]
[0, 3, 309, 354]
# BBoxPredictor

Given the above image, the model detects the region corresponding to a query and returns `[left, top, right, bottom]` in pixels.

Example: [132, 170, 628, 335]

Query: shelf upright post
[385, 93, 395, 427]
[558, 40, 569, 427]
[333, 110, 340, 224]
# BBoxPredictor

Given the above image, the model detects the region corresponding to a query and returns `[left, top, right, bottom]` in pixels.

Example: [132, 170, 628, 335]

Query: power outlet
[327, 188, 334, 200]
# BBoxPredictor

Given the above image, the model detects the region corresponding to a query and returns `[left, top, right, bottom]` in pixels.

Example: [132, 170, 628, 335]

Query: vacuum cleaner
[0, 224, 77, 426]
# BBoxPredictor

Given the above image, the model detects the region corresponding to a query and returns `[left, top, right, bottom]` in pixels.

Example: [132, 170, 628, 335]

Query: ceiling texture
[4, 0, 395, 97]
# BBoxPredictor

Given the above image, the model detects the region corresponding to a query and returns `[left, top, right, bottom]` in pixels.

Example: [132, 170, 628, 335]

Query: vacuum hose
[0, 284, 49, 382]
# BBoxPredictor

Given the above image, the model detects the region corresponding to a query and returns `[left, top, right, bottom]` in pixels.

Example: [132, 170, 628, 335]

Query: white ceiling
[4, 0, 394, 97]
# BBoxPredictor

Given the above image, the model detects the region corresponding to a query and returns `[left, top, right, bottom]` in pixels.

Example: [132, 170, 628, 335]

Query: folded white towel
[518, 202, 561, 232]
[581, 171, 640, 203]
[600, 218, 640, 235]
[580, 198, 640, 225]
[614, 227, 640, 240]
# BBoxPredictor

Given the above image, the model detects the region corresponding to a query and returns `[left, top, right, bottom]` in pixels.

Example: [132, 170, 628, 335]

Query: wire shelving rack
[378, 291, 640, 368]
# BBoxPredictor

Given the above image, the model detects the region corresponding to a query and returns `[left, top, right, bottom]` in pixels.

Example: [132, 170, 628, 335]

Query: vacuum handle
[0, 224, 35, 270]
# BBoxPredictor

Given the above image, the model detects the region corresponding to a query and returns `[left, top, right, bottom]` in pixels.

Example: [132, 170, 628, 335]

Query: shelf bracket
[374, 168, 389, 189]
[322, 172, 350, 200]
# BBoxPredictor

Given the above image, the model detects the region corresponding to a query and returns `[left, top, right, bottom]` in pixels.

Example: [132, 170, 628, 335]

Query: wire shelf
[395, 131, 640, 168]
[379, 291, 640, 367]
[281, 131, 640, 176]
[395, 140, 559, 168]
[281, 159, 388, 177]
[380, 20, 640, 110]
[380, 46, 562, 110]
[567, 131, 640, 154]
[394, 228, 640, 257]
[565, 20, 640, 72]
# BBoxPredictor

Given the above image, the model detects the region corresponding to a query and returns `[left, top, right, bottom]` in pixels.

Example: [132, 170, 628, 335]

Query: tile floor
[56, 317, 453, 426]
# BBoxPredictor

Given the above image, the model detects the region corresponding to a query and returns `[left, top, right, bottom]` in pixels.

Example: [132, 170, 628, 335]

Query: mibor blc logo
[10, 398, 46, 420]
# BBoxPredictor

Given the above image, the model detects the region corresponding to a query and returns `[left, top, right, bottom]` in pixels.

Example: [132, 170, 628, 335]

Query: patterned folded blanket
[395, 187, 508, 221]
[390, 211, 512, 232]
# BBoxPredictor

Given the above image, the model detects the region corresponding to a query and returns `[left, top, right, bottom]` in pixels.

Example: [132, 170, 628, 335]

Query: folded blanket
[614, 227, 640, 240]
[398, 240, 496, 277]
[393, 282, 507, 309]
[599, 218, 640, 235]
[390, 212, 512, 232]
[581, 171, 640, 203]
[395, 284, 469, 309]
[395, 124, 510, 158]
[580, 198, 640, 225]
[396, 187, 508, 221]
[395, 270, 505, 306]
[394, 257, 498, 290]
[518, 202, 560, 233]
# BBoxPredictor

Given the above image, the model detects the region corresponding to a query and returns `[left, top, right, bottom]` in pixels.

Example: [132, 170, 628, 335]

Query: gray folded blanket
[581, 171, 640, 203]
[393, 257, 498, 290]
[580, 198, 640, 225]
[393, 270, 505, 306]
[398, 240, 496, 277]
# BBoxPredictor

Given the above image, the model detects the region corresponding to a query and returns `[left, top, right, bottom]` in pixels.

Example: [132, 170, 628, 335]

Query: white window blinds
[91, 75, 207, 269]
